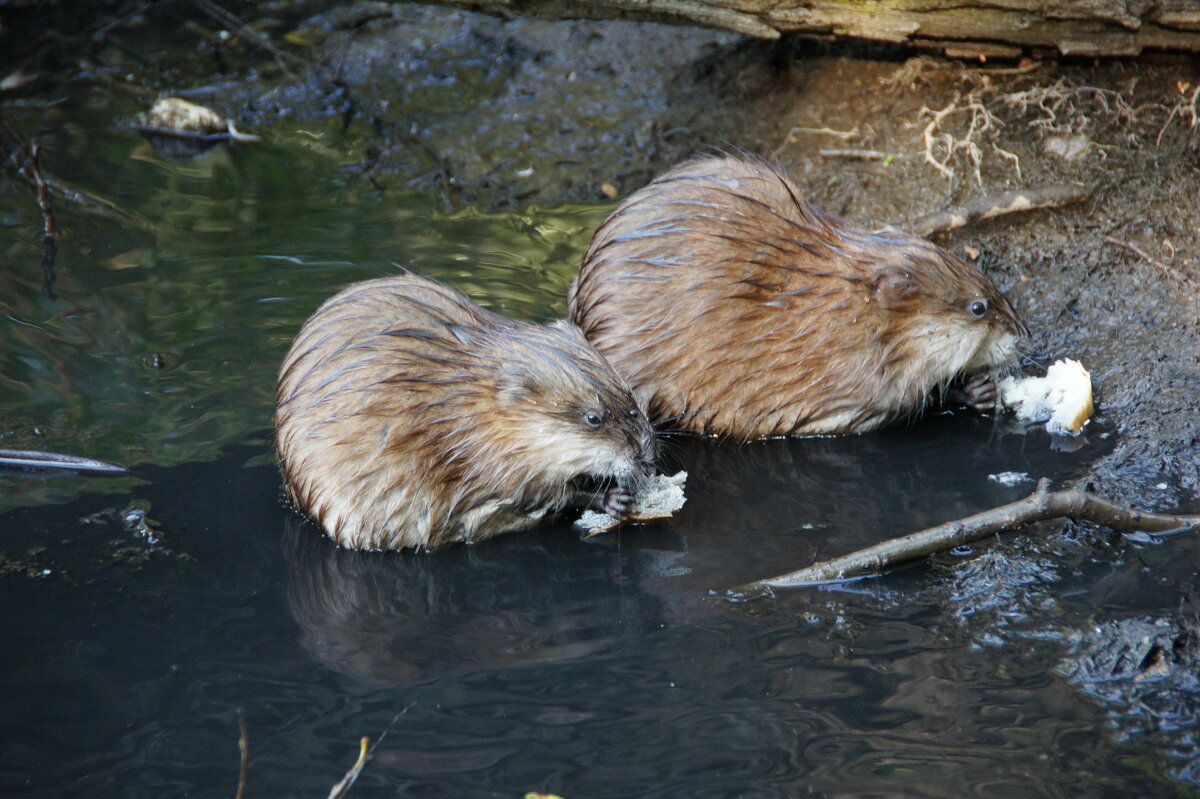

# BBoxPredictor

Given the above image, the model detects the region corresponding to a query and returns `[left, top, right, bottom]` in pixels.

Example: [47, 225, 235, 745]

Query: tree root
[735, 478, 1199, 593]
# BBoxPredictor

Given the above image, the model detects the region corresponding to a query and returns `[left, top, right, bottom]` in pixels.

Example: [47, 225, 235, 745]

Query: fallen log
[412, 0, 1200, 57]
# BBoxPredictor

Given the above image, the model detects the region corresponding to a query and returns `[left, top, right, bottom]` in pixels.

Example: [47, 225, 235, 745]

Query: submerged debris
[132, 97, 258, 159]
[1060, 615, 1200, 781]
[81, 499, 164, 545]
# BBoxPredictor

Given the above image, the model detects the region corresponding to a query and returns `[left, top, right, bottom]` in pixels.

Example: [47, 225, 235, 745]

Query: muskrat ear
[872, 266, 918, 308]
[497, 362, 538, 403]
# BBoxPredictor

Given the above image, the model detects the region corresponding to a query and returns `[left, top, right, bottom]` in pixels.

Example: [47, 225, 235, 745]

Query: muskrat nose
[637, 426, 660, 464]
[995, 295, 1030, 339]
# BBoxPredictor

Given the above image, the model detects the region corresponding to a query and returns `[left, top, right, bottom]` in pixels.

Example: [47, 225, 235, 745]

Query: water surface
[2, 90, 1197, 798]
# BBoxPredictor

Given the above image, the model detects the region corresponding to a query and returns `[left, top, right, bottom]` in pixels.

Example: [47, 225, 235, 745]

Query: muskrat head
[492, 321, 658, 489]
[872, 238, 1030, 389]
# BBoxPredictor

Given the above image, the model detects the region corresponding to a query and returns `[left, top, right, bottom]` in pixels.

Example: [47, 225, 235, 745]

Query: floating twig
[736, 478, 1200, 592]
[908, 182, 1088, 237]
[0, 449, 128, 475]
[235, 708, 249, 799]
[29, 141, 59, 299]
[327, 737, 370, 799]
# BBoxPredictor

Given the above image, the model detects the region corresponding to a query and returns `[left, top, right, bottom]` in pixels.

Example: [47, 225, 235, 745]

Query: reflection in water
[3, 66, 1194, 798]
[284, 517, 664, 686]
[608, 415, 1111, 601]
[283, 414, 1111, 687]
[0, 113, 605, 512]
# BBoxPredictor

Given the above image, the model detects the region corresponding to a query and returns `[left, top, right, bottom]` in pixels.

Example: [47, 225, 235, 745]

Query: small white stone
[1044, 134, 1092, 161]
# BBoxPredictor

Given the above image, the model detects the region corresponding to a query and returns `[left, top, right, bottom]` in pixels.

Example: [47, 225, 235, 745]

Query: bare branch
[193, 0, 308, 75]
[818, 149, 890, 161]
[736, 479, 1200, 592]
[1104, 234, 1194, 287]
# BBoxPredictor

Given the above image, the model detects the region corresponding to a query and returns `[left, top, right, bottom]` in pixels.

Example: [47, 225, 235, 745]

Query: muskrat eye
[628, 408, 639, 420]
[968, 299, 989, 319]
[584, 411, 604, 428]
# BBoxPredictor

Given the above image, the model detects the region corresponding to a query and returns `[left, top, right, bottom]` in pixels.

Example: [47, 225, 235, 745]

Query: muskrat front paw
[962, 373, 998, 411]
[603, 485, 634, 519]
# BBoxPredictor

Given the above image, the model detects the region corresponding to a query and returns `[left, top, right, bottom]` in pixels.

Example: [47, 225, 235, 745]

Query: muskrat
[568, 155, 1029, 438]
[276, 273, 657, 550]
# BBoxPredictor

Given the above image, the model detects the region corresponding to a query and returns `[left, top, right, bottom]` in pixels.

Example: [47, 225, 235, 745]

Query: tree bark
[427, 0, 1200, 57]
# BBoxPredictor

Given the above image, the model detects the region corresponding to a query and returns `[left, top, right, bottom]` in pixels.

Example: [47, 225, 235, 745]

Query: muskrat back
[569, 155, 1028, 438]
[277, 273, 657, 550]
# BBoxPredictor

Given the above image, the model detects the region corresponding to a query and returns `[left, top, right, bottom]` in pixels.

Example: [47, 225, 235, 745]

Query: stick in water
[235, 709, 249, 799]
[0, 449, 128, 474]
[737, 479, 1200, 592]
[327, 737, 371, 799]
[29, 141, 59, 299]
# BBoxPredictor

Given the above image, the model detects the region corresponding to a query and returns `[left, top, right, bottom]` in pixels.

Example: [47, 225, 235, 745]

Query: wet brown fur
[569, 155, 1029, 438]
[277, 274, 657, 550]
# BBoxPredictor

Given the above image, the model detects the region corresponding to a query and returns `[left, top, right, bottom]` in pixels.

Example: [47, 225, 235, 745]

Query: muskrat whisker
[1020, 351, 1047, 367]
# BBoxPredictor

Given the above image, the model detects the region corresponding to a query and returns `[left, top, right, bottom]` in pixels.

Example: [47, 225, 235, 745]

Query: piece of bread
[575, 471, 688, 536]
[999, 359, 1093, 435]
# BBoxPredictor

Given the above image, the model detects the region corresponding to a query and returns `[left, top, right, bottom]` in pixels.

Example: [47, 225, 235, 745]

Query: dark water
[3, 92, 1199, 798]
